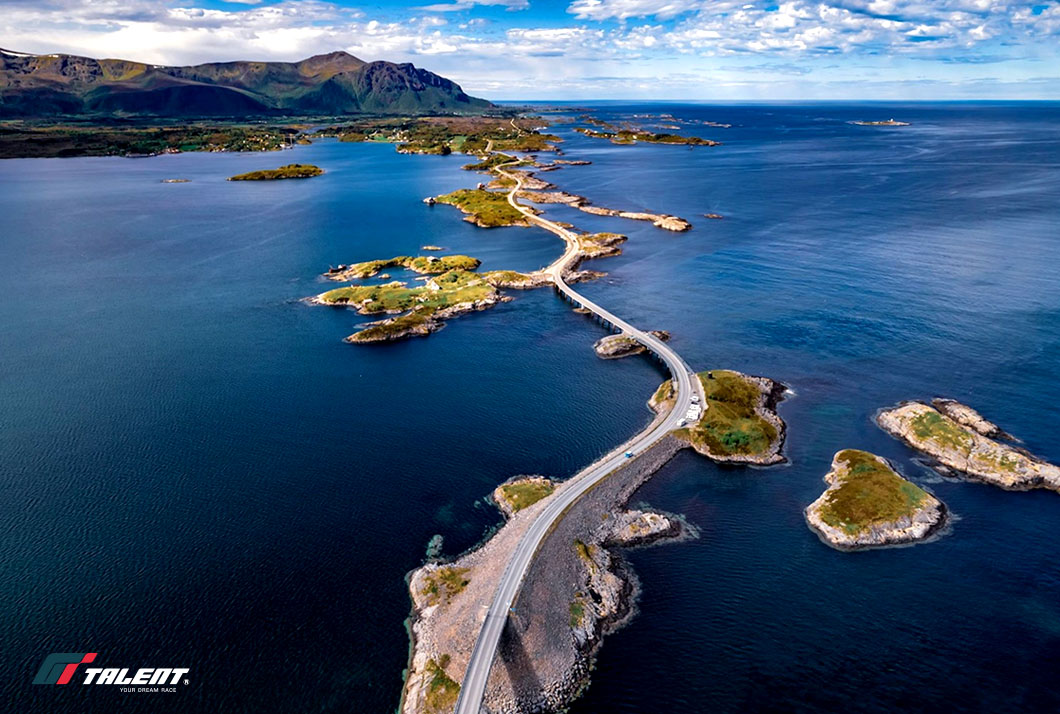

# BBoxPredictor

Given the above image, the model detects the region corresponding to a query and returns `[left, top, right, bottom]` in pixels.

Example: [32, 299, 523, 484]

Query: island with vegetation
[228, 163, 322, 181]
[314, 116, 559, 155]
[805, 449, 947, 550]
[652, 369, 787, 465]
[311, 257, 551, 343]
[575, 126, 719, 146]
[877, 400, 1060, 492]
[433, 188, 533, 227]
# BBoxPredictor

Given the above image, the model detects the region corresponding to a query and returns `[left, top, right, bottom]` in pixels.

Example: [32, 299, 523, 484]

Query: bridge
[452, 155, 703, 714]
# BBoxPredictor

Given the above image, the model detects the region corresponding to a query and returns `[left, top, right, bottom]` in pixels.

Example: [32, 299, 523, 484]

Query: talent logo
[33, 653, 189, 688]
[33, 653, 98, 685]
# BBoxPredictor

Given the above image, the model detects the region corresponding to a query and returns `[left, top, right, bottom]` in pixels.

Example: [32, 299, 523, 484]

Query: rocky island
[853, 119, 910, 126]
[228, 163, 323, 181]
[310, 256, 549, 343]
[653, 369, 787, 465]
[594, 331, 670, 359]
[877, 400, 1060, 492]
[805, 449, 947, 550]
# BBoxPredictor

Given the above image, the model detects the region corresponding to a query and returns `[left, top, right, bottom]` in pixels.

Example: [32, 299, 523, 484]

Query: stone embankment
[401, 428, 692, 714]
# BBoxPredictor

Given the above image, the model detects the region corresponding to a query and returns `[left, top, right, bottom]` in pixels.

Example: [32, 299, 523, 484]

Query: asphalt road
[452, 157, 702, 714]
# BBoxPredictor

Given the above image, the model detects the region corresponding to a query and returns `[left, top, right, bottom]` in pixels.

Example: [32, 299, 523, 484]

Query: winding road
[453, 146, 703, 714]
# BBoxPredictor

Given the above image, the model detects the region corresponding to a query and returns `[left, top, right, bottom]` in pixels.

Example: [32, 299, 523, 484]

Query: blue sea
[1, 103, 1058, 713]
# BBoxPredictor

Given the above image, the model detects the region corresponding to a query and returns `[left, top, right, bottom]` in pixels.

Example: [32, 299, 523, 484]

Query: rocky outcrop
[877, 401, 1060, 492]
[805, 450, 947, 551]
[931, 398, 1015, 440]
[593, 331, 669, 359]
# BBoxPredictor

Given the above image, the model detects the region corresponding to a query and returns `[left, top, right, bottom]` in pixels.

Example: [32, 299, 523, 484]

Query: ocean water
[1, 103, 1058, 713]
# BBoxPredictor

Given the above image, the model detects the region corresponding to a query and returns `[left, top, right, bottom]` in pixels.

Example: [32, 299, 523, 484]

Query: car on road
[624, 451, 634, 458]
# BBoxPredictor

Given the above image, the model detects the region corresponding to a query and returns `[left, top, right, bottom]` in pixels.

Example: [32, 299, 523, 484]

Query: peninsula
[805, 449, 947, 550]
[228, 163, 322, 181]
[877, 400, 1060, 492]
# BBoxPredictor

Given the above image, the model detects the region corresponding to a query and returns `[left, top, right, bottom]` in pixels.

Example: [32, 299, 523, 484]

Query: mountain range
[0, 48, 493, 118]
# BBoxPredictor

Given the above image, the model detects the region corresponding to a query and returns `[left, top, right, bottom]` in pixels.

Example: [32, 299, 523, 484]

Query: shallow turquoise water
[1, 103, 1058, 712]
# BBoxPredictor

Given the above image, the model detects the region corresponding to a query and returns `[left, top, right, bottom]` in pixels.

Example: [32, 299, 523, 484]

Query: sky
[2, 0, 1059, 99]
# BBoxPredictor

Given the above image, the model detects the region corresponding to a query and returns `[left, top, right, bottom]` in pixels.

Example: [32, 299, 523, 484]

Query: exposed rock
[805, 450, 947, 551]
[593, 331, 669, 359]
[877, 401, 1060, 492]
[931, 398, 1015, 440]
[517, 190, 584, 205]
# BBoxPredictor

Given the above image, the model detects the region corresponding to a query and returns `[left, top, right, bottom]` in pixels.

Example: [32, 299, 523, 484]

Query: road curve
[453, 153, 703, 714]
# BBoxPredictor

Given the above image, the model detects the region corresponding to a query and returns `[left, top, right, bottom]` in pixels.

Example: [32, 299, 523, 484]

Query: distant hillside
[0, 48, 493, 118]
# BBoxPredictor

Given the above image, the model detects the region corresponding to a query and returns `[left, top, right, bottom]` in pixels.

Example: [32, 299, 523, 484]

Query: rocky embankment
[401, 425, 692, 714]
[877, 400, 1060, 492]
[593, 331, 670, 359]
[805, 449, 947, 550]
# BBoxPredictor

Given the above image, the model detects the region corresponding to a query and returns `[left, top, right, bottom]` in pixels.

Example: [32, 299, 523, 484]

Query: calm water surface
[1, 103, 1058, 712]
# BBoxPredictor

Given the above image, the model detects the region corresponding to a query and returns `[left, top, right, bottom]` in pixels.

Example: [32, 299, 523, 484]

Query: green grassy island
[325, 254, 480, 281]
[876, 401, 1060, 492]
[805, 449, 946, 550]
[228, 163, 323, 181]
[657, 370, 786, 464]
[311, 255, 548, 343]
[435, 188, 531, 227]
[575, 127, 719, 146]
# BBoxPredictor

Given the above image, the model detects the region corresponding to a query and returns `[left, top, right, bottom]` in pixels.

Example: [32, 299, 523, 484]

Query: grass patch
[436, 189, 527, 227]
[498, 479, 554, 513]
[680, 370, 777, 457]
[423, 656, 460, 713]
[421, 566, 471, 607]
[910, 410, 974, 454]
[818, 450, 929, 535]
[318, 270, 496, 313]
[228, 163, 322, 181]
[569, 598, 586, 628]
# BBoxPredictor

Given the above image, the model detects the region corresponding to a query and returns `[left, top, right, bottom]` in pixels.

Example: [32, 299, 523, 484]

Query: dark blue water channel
[1, 103, 1058, 712]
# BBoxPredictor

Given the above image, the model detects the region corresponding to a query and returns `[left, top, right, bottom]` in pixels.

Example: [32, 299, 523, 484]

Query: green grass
[462, 152, 517, 171]
[817, 449, 929, 535]
[678, 370, 777, 457]
[498, 480, 554, 512]
[652, 379, 675, 409]
[910, 410, 973, 454]
[421, 566, 471, 607]
[423, 656, 460, 713]
[575, 127, 716, 146]
[569, 598, 586, 628]
[318, 270, 496, 314]
[332, 255, 480, 279]
[228, 163, 322, 181]
[436, 189, 528, 227]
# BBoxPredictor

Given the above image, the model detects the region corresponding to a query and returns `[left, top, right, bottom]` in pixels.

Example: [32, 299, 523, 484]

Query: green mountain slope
[0, 48, 492, 117]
